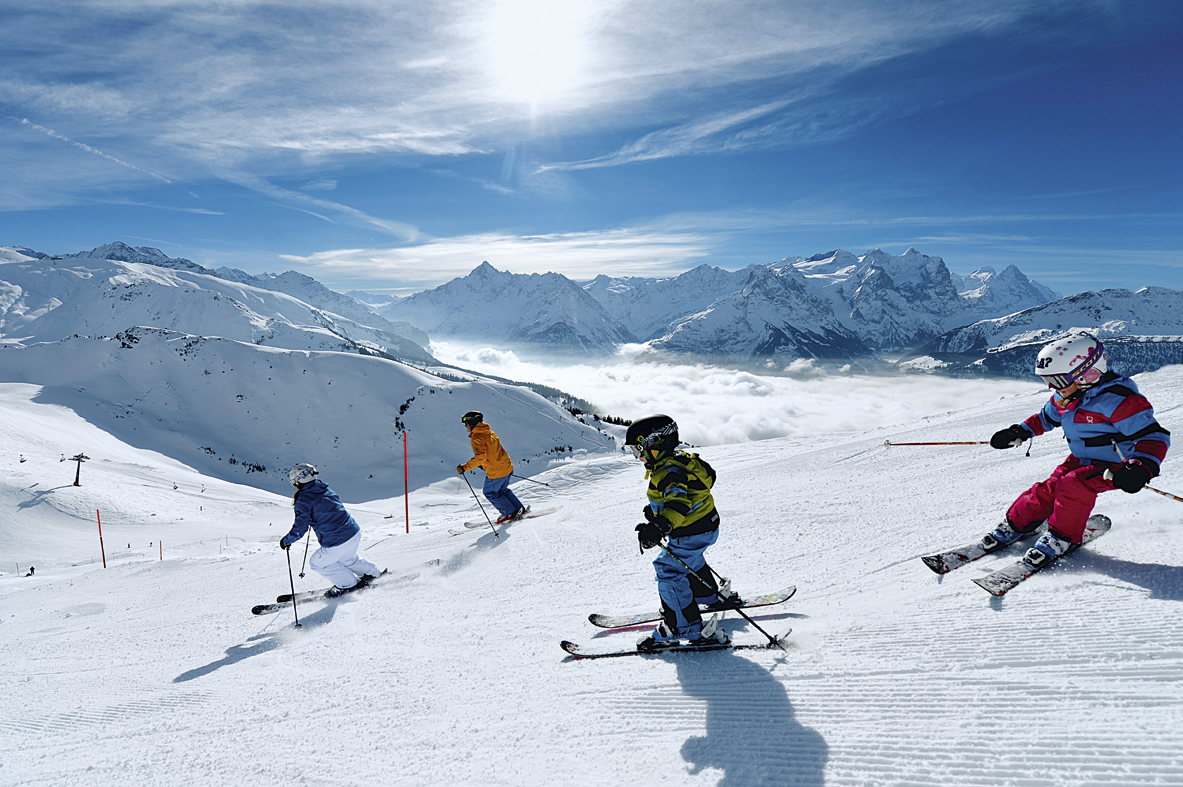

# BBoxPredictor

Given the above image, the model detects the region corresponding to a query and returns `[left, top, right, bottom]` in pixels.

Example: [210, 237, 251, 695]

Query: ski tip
[971, 577, 1007, 596]
[920, 555, 950, 575]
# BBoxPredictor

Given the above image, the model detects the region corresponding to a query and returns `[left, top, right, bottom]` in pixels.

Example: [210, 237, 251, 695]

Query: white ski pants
[309, 531, 380, 589]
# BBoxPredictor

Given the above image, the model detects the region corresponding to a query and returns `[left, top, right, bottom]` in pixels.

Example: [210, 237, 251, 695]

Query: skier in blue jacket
[280, 464, 381, 596]
[983, 335, 1170, 568]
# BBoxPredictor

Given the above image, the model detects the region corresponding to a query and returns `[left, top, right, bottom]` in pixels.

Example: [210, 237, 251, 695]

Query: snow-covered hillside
[0, 246, 433, 363]
[2, 365, 1181, 786]
[0, 328, 613, 499]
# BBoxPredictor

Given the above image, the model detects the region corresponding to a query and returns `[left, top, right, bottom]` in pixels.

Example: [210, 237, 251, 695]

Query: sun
[484, 0, 592, 108]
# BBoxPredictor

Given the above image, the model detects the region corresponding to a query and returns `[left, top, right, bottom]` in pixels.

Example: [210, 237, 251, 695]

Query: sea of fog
[431, 342, 1042, 447]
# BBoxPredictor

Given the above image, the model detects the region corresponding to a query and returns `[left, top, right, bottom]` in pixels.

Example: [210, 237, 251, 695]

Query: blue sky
[2, 0, 1181, 296]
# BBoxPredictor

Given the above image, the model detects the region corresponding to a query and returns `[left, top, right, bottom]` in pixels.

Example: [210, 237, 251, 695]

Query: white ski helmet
[1034, 334, 1107, 390]
[289, 463, 318, 487]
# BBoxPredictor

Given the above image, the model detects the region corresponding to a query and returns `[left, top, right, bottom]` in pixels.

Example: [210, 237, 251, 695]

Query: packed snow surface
[3, 366, 1182, 786]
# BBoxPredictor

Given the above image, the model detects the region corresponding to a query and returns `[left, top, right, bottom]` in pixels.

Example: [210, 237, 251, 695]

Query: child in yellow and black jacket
[627, 414, 740, 651]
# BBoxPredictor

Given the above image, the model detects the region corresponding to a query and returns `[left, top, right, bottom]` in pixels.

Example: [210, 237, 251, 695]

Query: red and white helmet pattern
[1034, 334, 1107, 389]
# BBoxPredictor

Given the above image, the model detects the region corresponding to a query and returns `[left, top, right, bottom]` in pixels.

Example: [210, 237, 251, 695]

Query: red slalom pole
[96, 510, 107, 568]
[404, 431, 410, 535]
[884, 440, 990, 447]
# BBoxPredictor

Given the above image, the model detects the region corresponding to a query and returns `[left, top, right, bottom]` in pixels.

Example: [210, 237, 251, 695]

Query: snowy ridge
[0, 245, 433, 363]
[379, 261, 637, 352]
[1, 364, 1180, 785]
[905, 286, 1183, 377]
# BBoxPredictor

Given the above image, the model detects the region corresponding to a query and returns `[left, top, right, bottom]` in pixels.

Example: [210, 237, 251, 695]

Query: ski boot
[702, 577, 743, 612]
[686, 614, 730, 648]
[980, 518, 1039, 552]
[636, 621, 681, 652]
[1023, 531, 1073, 568]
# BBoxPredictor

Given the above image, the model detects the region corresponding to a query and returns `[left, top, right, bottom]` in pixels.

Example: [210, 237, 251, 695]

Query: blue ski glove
[635, 520, 670, 551]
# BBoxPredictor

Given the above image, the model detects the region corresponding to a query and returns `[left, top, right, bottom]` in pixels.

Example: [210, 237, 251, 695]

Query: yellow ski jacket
[461, 423, 514, 480]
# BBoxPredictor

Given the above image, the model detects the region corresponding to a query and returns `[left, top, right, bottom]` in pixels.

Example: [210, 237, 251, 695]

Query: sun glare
[485, 0, 591, 108]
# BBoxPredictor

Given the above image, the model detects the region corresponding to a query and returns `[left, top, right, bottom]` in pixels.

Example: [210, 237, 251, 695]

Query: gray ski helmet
[625, 414, 679, 460]
[289, 462, 318, 487]
[461, 411, 483, 427]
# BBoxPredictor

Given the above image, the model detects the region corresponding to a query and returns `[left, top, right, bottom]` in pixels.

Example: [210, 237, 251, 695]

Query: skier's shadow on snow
[17, 486, 74, 510]
[1084, 553, 1183, 602]
[672, 645, 828, 786]
[172, 605, 339, 683]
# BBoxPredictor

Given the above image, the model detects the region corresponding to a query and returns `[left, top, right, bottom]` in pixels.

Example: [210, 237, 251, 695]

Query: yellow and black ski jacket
[645, 450, 719, 537]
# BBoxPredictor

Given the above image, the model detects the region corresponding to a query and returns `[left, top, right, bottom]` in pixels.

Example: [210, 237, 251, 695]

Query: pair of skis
[447, 506, 558, 536]
[921, 514, 1112, 596]
[562, 587, 797, 659]
[252, 560, 440, 615]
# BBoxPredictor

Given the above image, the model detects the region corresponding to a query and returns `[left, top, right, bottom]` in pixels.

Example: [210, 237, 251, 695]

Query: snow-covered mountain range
[0, 244, 615, 496]
[384, 248, 1182, 377]
[379, 261, 638, 353]
[903, 286, 1183, 378]
[388, 248, 1064, 361]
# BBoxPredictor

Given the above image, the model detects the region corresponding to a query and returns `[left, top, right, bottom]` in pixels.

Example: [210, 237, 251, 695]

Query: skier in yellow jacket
[457, 411, 527, 523]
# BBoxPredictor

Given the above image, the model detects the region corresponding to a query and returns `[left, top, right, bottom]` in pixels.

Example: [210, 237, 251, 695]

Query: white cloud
[431, 340, 1040, 446]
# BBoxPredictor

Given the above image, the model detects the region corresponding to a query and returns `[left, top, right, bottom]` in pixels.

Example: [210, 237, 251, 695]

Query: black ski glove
[279, 537, 291, 551]
[990, 424, 1028, 449]
[1109, 460, 1151, 493]
[635, 520, 670, 551]
[643, 506, 658, 523]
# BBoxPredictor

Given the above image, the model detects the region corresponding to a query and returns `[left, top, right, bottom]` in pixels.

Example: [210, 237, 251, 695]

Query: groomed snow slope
[2, 367, 1182, 787]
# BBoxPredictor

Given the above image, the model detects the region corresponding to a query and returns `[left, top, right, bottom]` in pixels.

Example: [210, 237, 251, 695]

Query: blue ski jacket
[1018, 372, 1170, 475]
[281, 480, 361, 549]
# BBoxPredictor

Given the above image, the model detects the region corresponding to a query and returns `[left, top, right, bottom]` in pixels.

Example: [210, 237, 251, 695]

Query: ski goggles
[1040, 373, 1075, 390]
[629, 444, 644, 460]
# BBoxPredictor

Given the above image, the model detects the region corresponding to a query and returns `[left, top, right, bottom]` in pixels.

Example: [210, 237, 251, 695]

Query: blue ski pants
[652, 529, 722, 639]
[483, 473, 523, 517]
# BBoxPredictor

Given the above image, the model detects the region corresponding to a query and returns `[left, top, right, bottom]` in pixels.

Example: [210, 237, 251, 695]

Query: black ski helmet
[461, 411, 484, 427]
[625, 414, 679, 460]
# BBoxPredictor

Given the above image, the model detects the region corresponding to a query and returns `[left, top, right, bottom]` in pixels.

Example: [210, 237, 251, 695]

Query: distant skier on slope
[280, 463, 382, 597]
[456, 411, 527, 524]
[626, 415, 741, 652]
[982, 334, 1170, 567]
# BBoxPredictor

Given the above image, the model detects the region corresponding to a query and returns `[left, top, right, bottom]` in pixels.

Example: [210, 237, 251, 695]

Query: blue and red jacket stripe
[1019, 373, 1170, 475]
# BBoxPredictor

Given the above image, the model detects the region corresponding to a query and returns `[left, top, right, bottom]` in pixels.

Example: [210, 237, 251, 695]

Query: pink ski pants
[1007, 455, 1117, 542]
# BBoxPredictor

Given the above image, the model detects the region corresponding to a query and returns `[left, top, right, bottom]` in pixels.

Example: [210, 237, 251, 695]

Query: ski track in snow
[2, 368, 1183, 786]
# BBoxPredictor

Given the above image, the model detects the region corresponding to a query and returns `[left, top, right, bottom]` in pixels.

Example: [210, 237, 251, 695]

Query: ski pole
[1106, 440, 1183, 503]
[299, 529, 312, 578]
[884, 440, 990, 447]
[460, 472, 499, 538]
[653, 541, 786, 651]
[285, 548, 302, 629]
[511, 473, 550, 487]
